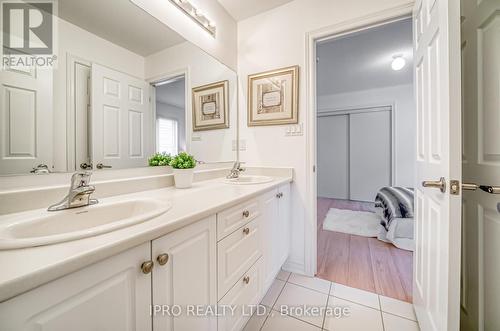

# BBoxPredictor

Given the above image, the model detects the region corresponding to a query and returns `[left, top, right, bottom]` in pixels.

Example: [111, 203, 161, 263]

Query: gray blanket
[374, 187, 414, 230]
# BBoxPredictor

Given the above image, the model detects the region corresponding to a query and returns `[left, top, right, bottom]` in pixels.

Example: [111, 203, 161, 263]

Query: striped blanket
[375, 187, 414, 230]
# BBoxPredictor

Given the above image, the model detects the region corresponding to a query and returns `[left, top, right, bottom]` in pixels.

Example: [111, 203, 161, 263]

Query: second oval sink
[0, 198, 172, 250]
[223, 175, 273, 185]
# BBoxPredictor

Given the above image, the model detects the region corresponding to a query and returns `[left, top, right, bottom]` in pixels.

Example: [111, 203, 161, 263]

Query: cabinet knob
[242, 210, 250, 218]
[141, 260, 154, 274]
[157, 253, 169, 266]
[243, 276, 250, 284]
[243, 227, 250, 235]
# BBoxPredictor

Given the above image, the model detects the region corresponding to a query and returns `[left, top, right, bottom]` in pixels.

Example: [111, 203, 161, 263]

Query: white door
[0, 65, 52, 174]
[260, 189, 280, 290]
[413, 0, 462, 330]
[317, 115, 349, 199]
[460, 0, 500, 330]
[91, 64, 152, 170]
[277, 183, 291, 266]
[0, 243, 152, 331]
[349, 110, 392, 202]
[152, 216, 217, 331]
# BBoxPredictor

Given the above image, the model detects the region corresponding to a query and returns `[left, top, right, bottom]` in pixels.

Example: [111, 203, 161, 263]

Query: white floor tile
[330, 283, 380, 310]
[243, 305, 271, 331]
[261, 279, 285, 307]
[276, 270, 291, 281]
[383, 312, 420, 331]
[262, 311, 321, 331]
[273, 283, 328, 327]
[324, 297, 383, 331]
[288, 273, 331, 294]
[379, 295, 416, 321]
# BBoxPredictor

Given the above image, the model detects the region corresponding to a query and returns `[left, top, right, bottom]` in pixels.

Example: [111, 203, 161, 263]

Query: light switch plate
[192, 135, 202, 141]
[285, 124, 303, 136]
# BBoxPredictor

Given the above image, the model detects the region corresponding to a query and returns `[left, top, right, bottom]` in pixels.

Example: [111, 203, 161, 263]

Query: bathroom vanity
[0, 171, 292, 331]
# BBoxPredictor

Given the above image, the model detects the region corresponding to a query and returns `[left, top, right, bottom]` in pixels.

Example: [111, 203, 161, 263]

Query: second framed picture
[192, 80, 229, 131]
[247, 65, 299, 126]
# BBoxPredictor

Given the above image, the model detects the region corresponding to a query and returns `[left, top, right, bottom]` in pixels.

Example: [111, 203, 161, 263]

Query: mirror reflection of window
[154, 75, 186, 156]
[157, 118, 178, 155]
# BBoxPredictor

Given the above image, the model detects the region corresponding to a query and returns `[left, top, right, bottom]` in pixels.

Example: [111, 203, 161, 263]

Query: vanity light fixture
[169, 0, 216, 37]
[391, 55, 406, 71]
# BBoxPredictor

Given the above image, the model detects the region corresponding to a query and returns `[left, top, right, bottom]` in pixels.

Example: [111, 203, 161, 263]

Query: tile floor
[244, 270, 420, 331]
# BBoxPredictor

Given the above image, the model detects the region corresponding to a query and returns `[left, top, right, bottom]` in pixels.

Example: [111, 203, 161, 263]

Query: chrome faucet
[226, 162, 245, 179]
[48, 171, 98, 211]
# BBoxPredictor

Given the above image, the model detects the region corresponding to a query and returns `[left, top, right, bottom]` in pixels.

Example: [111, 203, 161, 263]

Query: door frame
[147, 68, 191, 154]
[66, 53, 92, 172]
[303, 4, 414, 278]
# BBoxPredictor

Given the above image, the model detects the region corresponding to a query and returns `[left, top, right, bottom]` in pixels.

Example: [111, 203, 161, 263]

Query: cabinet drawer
[217, 199, 260, 241]
[217, 218, 261, 299]
[218, 259, 263, 331]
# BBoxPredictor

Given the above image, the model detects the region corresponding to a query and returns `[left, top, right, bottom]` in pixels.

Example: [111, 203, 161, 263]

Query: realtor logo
[1, 0, 56, 67]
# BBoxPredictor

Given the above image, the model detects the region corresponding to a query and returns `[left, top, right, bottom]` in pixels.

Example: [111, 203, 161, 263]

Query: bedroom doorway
[315, 17, 415, 302]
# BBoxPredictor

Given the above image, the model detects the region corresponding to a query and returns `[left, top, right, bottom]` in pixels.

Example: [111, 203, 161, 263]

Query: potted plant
[148, 152, 172, 167]
[169, 152, 196, 189]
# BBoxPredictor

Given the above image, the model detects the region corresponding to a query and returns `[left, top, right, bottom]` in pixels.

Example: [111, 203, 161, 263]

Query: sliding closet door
[317, 115, 349, 199]
[349, 110, 391, 201]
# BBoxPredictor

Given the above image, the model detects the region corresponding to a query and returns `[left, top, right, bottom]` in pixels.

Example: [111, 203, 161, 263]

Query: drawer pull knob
[242, 210, 250, 218]
[243, 276, 250, 284]
[243, 227, 250, 235]
[157, 253, 169, 266]
[276, 192, 283, 198]
[141, 261, 154, 274]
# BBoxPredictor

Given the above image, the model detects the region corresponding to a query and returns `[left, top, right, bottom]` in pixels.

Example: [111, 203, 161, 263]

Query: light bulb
[391, 56, 406, 71]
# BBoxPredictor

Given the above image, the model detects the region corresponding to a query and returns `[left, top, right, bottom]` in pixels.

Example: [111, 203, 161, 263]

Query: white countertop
[0, 175, 292, 302]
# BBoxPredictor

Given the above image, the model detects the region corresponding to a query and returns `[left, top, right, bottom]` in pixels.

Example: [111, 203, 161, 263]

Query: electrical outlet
[239, 139, 246, 151]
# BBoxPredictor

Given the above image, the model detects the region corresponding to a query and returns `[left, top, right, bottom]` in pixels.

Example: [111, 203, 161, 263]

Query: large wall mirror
[0, 0, 238, 176]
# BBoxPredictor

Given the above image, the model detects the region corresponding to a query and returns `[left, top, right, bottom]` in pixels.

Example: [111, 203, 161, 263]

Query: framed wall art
[247, 65, 299, 126]
[192, 80, 229, 131]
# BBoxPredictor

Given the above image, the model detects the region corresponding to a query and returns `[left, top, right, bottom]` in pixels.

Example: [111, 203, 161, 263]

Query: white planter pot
[173, 168, 194, 189]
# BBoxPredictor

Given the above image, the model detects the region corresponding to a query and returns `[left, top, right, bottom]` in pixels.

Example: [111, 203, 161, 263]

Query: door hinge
[450, 180, 460, 195]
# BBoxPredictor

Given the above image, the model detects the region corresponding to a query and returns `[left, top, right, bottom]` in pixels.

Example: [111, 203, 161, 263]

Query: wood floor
[316, 197, 413, 303]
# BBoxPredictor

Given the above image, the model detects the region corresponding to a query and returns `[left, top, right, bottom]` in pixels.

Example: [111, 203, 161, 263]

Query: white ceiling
[58, 0, 185, 56]
[317, 18, 413, 96]
[217, 0, 294, 21]
[156, 78, 185, 109]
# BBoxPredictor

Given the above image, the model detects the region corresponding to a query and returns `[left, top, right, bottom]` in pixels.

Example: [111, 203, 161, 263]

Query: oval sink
[0, 198, 172, 250]
[223, 175, 273, 185]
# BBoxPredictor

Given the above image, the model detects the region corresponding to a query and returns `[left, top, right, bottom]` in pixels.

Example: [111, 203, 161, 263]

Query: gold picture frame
[192, 80, 229, 131]
[247, 65, 299, 126]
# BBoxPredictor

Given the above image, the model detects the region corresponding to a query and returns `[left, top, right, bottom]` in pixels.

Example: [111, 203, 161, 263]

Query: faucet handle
[70, 171, 93, 189]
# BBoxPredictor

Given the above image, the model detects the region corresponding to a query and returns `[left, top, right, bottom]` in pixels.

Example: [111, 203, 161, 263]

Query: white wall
[145, 41, 237, 163]
[318, 84, 415, 187]
[53, 18, 146, 172]
[156, 101, 187, 152]
[237, 0, 414, 274]
[130, 0, 237, 71]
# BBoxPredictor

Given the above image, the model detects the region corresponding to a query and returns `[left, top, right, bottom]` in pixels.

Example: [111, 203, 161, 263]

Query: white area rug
[322, 208, 381, 237]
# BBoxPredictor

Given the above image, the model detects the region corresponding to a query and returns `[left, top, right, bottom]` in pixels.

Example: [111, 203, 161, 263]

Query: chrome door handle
[462, 183, 500, 194]
[422, 177, 446, 193]
[96, 163, 112, 169]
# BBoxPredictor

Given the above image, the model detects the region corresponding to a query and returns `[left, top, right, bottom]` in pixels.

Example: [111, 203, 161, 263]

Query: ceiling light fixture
[168, 0, 216, 37]
[391, 55, 406, 71]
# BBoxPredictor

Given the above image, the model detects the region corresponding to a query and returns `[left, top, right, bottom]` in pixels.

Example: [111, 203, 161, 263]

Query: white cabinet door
[91, 63, 152, 170]
[0, 65, 52, 174]
[0, 243, 152, 331]
[277, 183, 291, 267]
[152, 216, 217, 331]
[260, 188, 280, 290]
